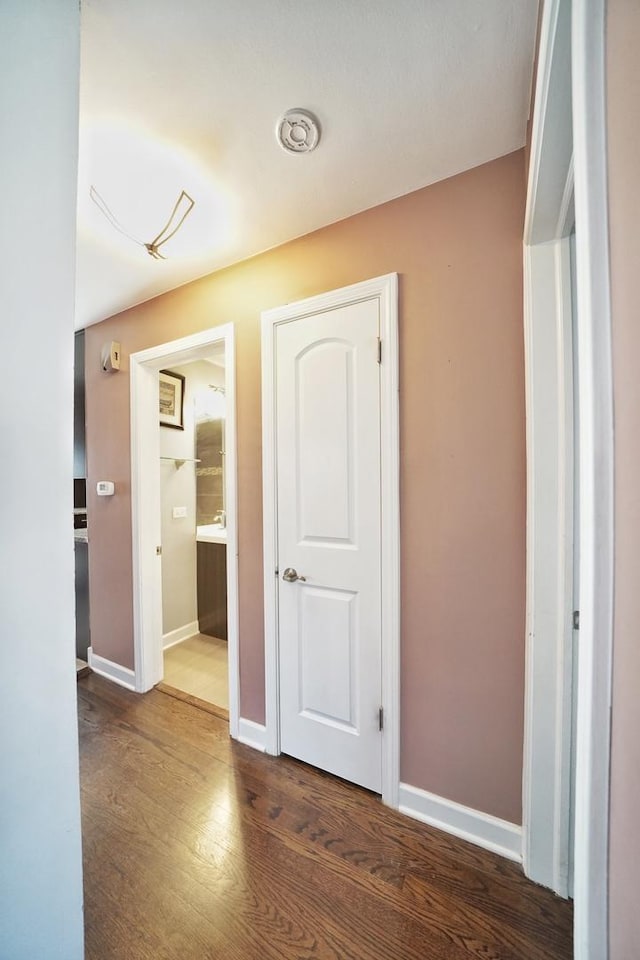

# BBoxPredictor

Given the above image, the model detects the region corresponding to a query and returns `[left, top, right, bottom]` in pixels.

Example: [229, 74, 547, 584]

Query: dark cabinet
[74, 540, 90, 660]
[74, 331, 90, 662]
[197, 541, 227, 640]
[74, 331, 86, 479]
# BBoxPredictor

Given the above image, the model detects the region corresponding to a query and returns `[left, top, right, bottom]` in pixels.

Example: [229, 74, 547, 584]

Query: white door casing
[130, 323, 240, 739]
[276, 300, 382, 791]
[523, 0, 576, 898]
[524, 0, 614, 956]
[571, 1, 614, 956]
[262, 273, 400, 806]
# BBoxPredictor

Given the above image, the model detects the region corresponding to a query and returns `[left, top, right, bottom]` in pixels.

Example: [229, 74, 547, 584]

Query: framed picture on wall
[159, 369, 185, 430]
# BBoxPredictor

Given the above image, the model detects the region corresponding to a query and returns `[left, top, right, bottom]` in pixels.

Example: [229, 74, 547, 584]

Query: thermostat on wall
[96, 480, 115, 496]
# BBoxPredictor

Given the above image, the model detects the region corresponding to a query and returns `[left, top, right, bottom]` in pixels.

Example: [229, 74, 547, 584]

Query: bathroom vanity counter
[196, 523, 226, 545]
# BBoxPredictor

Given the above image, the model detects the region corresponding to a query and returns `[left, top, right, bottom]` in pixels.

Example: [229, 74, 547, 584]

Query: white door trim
[261, 273, 400, 808]
[522, 0, 575, 897]
[524, 0, 614, 955]
[522, 237, 575, 896]
[130, 323, 240, 740]
[571, 0, 614, 956]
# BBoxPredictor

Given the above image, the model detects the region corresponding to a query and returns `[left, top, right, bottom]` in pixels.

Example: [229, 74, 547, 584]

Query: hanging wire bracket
[90, 186, 195, 260]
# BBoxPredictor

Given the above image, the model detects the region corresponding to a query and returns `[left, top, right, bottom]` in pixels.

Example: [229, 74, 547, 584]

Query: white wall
[0, 2, 84, 958]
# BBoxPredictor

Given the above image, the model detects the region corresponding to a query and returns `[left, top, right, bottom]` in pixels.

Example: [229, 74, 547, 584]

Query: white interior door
[275, 299, 383, 792]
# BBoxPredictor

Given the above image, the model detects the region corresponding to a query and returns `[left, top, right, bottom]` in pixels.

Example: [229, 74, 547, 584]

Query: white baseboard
[162, 620, 199, 650]
[87, 647, 136, 692]
[398, 782, 522, 863]
[237, 717, 267, 753]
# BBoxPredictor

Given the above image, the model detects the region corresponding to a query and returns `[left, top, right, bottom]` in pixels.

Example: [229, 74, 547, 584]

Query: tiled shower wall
[196, 418, 224, 524]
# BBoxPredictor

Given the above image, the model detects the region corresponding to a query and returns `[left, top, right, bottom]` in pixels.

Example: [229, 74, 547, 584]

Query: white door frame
[571, 1, 613, 956]
[130, 323, 240, 740]
[523, 0, 613, 956]
[522, 0, 575, 898]
[261, 273, 400, 808]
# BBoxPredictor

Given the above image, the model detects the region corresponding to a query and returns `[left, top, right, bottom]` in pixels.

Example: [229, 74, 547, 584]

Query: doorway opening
[156, 346, 230, 718]
[130, 324, 239, 737]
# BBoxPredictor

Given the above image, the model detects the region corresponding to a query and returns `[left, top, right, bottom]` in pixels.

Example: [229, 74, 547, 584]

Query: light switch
[172, 506, 187, 519]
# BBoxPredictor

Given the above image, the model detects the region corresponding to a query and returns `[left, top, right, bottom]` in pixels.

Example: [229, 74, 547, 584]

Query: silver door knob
[282, 567, 306, 582]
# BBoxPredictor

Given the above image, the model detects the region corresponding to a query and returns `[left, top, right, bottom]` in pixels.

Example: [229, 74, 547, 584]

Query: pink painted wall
[606, 2, 640, 955]
[85, 150, 526, 823]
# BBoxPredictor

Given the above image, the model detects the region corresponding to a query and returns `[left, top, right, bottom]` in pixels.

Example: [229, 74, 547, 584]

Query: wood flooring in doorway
[78, 675, 572, 960]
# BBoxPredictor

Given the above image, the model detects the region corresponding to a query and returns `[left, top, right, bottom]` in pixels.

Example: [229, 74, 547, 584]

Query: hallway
[78, 675, 572, 959]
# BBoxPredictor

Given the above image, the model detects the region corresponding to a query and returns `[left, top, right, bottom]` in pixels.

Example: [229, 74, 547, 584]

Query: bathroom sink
[196, 523, 227, 544]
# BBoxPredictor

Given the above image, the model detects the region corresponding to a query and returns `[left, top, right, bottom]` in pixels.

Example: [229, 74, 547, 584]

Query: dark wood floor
[78, 675, 573, 960]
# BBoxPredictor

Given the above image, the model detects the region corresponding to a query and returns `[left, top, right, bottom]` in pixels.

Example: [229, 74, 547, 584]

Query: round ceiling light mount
[277, 108, 321, 154]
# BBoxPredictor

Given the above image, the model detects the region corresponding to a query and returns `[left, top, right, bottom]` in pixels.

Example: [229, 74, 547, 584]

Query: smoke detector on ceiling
[276, 109, 321, 154]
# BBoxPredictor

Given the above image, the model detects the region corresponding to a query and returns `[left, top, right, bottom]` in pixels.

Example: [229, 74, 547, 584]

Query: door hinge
[378, 706, 384, 731]
[377, 337, 382, 364]
[573, 610, 580, 630]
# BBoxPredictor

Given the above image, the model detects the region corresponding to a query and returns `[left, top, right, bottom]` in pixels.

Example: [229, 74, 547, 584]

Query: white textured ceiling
[76, 0, 538, 329]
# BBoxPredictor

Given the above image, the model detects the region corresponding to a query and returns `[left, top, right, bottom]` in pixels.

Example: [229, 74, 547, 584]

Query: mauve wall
[606, 2, 640, 955]
[85, 150, 526, 823]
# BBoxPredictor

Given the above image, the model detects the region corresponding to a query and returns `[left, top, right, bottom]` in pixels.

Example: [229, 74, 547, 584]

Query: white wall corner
[237, 718, 268, 753]
[398, 783, 523, 863]
[87, 648, 137, 692]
